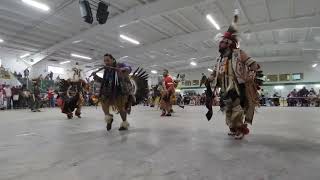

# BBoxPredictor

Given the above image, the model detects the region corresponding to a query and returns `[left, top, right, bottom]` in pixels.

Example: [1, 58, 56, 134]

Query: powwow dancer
[58, 63, 89, 119]
[91, 53, 148, 131]
[204, 10, 264, 139]
[160, 69, 175, 116]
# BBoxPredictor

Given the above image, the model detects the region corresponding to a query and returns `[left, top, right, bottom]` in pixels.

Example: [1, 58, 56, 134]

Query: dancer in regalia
[204, 10, 264, 139]
[160, 69, 175, 116]
[91, 53, 148, 131]
[58, 62, 88, 119]
[31, 78, 41, 112]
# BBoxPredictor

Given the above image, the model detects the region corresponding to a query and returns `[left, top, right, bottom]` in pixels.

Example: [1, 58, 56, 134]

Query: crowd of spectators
[286, 87, 320, 107]
[180, 94, 206, 106]
[0, 83, 97, 110]
[0, 84, 30, 110]
[259, 87, 320, 107]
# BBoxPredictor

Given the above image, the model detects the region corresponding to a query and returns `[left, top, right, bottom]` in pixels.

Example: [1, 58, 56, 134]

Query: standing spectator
[24, 68, 30, 78]
[17, 72, 23, 79]
[0, 85, 4, 110]
[4, 85, 12, 109]
[12, 86, 19, 109]
[309, 88, 316, 96]
[316, 89, 320, 107]
[259, 89, 266, 106]
[49, 71, 53, 81]
[31, 82, 41, 112]
[47, 87, 55, 108]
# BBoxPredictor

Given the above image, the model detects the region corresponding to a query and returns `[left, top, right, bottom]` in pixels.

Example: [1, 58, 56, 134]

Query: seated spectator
[272, 92, 281, 106]
[298, 87, 309, 107]
[287, 89, 298, 106]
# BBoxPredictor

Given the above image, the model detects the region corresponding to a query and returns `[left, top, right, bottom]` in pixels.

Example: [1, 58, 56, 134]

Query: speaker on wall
[79, 0, 93, 24]
[96, 1, 109, 24]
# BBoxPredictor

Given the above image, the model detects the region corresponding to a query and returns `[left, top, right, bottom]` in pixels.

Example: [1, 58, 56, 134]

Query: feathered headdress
[219, 9, 240, 53]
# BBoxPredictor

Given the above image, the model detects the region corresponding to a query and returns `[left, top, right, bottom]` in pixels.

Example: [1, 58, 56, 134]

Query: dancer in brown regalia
[204, 10, 264, 139]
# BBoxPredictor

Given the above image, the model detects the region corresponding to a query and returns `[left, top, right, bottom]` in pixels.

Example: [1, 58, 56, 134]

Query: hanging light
[22, 0, 50, 11]
[120, 34, 140, 45]
[206, 14, 220, 30]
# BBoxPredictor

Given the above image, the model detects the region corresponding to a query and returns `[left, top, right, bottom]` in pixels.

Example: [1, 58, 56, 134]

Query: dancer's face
[104, 56, 113, 66]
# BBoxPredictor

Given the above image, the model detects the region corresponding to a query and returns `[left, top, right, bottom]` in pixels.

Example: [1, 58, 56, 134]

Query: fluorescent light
[206, 14, 220, 30]
[59, 61, 71, 65]
[190, 61, 197, 66]
[208, 68, 213, 72]
[22, 0, 50, 11]
[20, 53, 30, 58]
[121, 56, 129, 59]
[312, 63, 318, 68]
[72, 40, 82, 44]
[151, 70, 157, 74]
[175, 89, 181, 93]
[71, 53, 92, 60]
[97, 72, 103, 78]
[0, 39, 3, 43]
[274, 86, 284, 90]
[295, 85, 305, 89]
[120, 34, 140, 45]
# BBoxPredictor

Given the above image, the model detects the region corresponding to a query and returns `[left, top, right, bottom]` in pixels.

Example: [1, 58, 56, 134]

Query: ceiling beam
[138, 40, 320, 71]
[117, 14, 320, 58]
[26, 0, 213, 66]
[215, 0, 230, 24]
[235, 0, 252, 24]
[160, 15, 191, 33]
[140, 20, 172, 38]
[176, 11, 200, 31]
[271, 30, 278, 44]
[263, 0, 272, 22]
[289, 0, 296, 18]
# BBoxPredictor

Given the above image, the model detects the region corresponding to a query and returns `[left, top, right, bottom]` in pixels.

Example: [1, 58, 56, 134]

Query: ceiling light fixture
[312, 63, 318, 68]
[190, 61, 197, 66]
[60, 61, 71, 65]
[151, 70, 157, 74]
[72, 40, 82, 44]
[0, 39, 4, 43]
[208, 68, 213, 72]
[22, 0, 50, 11]
[20, 53, 30, 58]
[71, 53, 92, 60]
[206, 14, 220, 30]
[120, 34, 140, 45]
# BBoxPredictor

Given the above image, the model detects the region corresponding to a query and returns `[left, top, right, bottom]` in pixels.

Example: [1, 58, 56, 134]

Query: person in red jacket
[47, 87, 55, 108]
[160, 69, 175, 116]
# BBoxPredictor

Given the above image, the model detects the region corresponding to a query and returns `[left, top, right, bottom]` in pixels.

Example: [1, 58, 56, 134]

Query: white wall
[0, 56, 28, 73]
[261, 61, 320, 82]
[178, 61, 320, 83]
[30, 61, 75, 79]
[176, 61, 320, 97]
